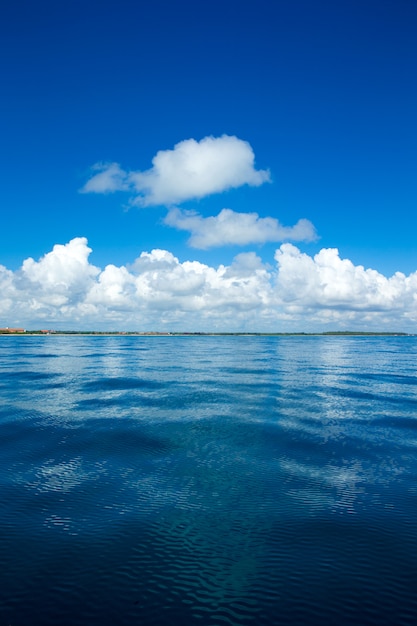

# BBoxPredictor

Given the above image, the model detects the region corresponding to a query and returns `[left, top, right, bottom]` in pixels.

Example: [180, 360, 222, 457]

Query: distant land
[0, 328, 413, 337]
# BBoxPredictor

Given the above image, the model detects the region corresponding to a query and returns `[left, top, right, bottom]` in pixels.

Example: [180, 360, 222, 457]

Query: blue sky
[1, 0, 417, 331]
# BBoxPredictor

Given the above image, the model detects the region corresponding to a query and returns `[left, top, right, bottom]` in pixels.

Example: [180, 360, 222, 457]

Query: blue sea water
[1, 334, 417, 626]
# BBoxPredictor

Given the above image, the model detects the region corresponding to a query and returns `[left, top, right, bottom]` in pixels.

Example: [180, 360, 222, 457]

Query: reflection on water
[1, 335, 417, 625]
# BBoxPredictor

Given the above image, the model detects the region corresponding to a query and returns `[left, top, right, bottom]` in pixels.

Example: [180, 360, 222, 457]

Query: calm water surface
[1, 335, 417, 625]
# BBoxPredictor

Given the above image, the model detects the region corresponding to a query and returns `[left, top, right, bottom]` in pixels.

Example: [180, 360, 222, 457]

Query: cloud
[81, 163, 129, 194]
[3, 238, 417, 332]
[81, 135, 270, 206]
[164, 207, 318, 248]
[10, 238, 100, 315]
[274, 244, 409, 310]
[20, 238, 99, 302]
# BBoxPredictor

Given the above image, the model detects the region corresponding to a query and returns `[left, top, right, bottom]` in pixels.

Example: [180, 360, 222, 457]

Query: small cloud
[164, 207, 318, 249]
[81, 135, 270, 206]
[80, 162, 129, 194]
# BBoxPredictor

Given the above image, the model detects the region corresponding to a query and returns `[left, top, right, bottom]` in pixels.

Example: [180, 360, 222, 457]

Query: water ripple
[2, 335, 417, 625]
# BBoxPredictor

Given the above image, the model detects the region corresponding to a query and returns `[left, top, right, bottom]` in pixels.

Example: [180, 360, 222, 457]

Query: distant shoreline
[0, 331, 414, 337]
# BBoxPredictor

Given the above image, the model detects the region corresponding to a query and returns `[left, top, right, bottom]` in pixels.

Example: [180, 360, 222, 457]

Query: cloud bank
[165, 208, 317, 249]
[81, 135, 270, 206]
[2, 238, 417, 332]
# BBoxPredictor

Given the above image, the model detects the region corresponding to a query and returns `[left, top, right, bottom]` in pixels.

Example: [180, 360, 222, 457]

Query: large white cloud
[20, 238, 100, 306]
[81, 135, 270, 206]
[274, 244, 410, 310]
[165, 207, 317, 248]
[3, 238, 417, 332]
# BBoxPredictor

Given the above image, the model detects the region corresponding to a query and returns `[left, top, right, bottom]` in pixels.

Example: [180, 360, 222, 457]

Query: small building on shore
[0, 327, 25, 334]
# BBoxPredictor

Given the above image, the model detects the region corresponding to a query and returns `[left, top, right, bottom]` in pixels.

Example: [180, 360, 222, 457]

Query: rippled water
[1, 335, 417, 625]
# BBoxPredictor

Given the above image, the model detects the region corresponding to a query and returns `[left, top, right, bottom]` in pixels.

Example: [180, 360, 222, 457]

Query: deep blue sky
[1, 0, 417, 331]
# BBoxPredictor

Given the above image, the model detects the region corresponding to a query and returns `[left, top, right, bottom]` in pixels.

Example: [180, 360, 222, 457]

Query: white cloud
[274, 244, 409, 311]
[81, 135, 270, 206]
[3, 238, 417, 332]
[81, 163, 129, 194]
[0, 264, 16, 317]
[164, 207, 317, 248]
[20, 238, 99, 303]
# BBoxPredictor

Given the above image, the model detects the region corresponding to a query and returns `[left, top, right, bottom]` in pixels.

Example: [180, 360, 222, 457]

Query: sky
[1, 0, 416, 332]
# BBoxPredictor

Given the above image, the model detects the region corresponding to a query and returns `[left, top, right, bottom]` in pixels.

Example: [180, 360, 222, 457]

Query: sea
[1, 334, 417, 626]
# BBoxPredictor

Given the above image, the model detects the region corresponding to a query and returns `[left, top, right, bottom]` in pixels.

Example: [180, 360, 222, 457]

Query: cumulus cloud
[3, 238, 417, 332]
[164, 207, 317, 249]
[274, 244, 409, 310]
[81, 135, 270, 206]
[20, 238, 100, 306]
